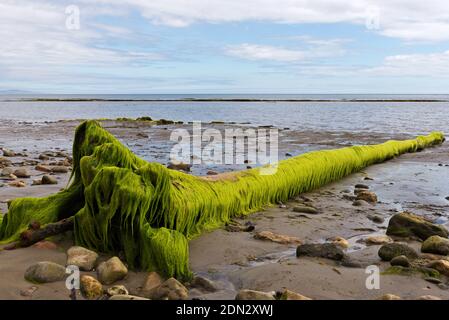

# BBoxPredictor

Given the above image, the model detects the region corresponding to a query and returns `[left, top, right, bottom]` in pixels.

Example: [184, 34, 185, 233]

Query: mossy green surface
[0, 120, 444, 280]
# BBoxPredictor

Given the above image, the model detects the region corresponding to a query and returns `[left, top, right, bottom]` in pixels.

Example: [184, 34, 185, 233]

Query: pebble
[35, 165, 51, 173]
[20, 286, 38, 297]
[107, 285, 129, 296]
[328, 236, 349, 249]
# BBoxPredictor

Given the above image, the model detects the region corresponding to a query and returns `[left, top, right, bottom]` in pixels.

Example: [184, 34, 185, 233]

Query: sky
[1, 0, 449, 94]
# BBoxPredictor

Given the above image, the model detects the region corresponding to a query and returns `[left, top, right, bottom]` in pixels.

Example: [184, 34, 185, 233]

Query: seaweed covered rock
[378, 243, 419, 261]
[421, 236, 449, 255]
[0, 121, 444, 281]
[386, 212, 448, 240]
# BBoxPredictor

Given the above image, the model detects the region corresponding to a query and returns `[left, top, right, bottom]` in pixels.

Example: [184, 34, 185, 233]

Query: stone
[32, 179, 42, 186]
[355, 184, 369, 189]
[342, 194, 356, 201]
[254, 231, 302, 245]
[80, 275, 103, 300]
[206, 170, 218, 175]
[376, 294, 401, 300]
[426, 260, 449, 276]
[329, 236, 349, 248]
[13, 168, 30, 178]
[418, 295, 441, 300]
[422, 235, 449, 255]
[140, 272, 164, 298]
[167, 161, 191, 172]
[2, 148, 16, 157]
[279, 289, 312, 300]
[51, 166, 69, 173]
[20, 286, 38, 297]
[67, 246, 99, 271]
[292, 205, 318, 214]
[24, 261, 66, 283]
[424, 277, 442, 284]
[191, 276, 217, 292]
[33, 240, 58, 250]
[150, 277, 188, 300]
[365, 235, 393, 245]
[378, 243, 419, 261]
[9, 180, 26, 187]
[97, 256, 128, 285]
[390, 255, 410, 267]
[352, 200, 368, 206]
[296, 243, 346, 261]
[0, 167, 13, 176]
[41, 175, 58, 185]
[356, 190, 377, 203]
[109, 294, 149, 300]
[368, 215, 384, 223]
[235, 289, 275, 300]
[107, 285, 129, 296]
[35, 164, 51, 172]
[386, 212, 449, 240]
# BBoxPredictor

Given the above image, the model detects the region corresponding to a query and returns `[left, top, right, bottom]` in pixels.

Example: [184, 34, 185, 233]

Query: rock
[296, 243, 346, 261]
[292, 205, 318, 214]
[278, 289, 312, 300]
[32, 179, 42, 186]
[150, 277, 188, 300]
[285, 152, 292, 157]
[35, 165, 51, 173]
[97, 256, 128, 285]
[426, 260, 449, 276]
[206, 170, 218, 175]
[365, 235, 393, 245]
[80, 275, 103, 300]
[167, 161, 191, 172]
[109, 294, 149, 300]
[33, 240, 58, 250]
[376, 294, 401, 300]
[254, 231, 302, 245]
[355, 184, 369, 189]
[191, 276, 217, 292]
[51, 166, 69, 173]
[329, 236, 349, 248]
[424, 277, 442, 284]
[20, 286, 38, 297]
[390, 255, 410, 267]
[225, 221, 255, 232]
[24, 261, 66, 283]
[38, 154, 50, 161]
[41, 175, 58, 185]
[1, 148, 16, 157]
[420, 253, 445, 261]
[418, 295, 441, 300]
[107, 285, 129, 296]
[9, 180, 26, 188]
[13, 168, 30, 178]
[235, 289, 275, 300]
[368, 215, 384, 223]
[378, 243, 419, 261]
[0, 167, 13, 176]
[342, 194, 357, 201]
[67, 246, 99, 271]
[422, 235, 449, 255]
[386, 212, 449, 240]
[140, 271, 164, 298]
[352, 200, 368, 206]
[0, 157, 12, 168]
[356, 191, 377, 203]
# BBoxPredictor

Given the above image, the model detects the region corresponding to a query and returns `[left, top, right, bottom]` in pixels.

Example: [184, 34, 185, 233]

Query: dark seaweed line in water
[0, 120, 444, 280]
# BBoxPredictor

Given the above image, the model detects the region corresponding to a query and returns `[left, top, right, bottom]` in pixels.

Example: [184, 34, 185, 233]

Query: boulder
[24, 261, 66, 283]
[421, 235, 449, 255]
[296, 243, 346, 261]
[80, 275, 103, 300]
[97, 257, 128, 285]
[41, 175, 58, 185]
[235, 289, 275, 300]
[386, 212, 448, 240]
[378, 243, 419, 261]
[150, 278, 188, 300]
[67, 246, 98, 271]
[254, 231, 301, 245]
[356, 191, 377, 203]
[390, 255, 410, 267]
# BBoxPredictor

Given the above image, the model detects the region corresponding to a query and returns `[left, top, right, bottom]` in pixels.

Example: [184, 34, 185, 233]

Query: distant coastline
[9, 98, 449, 102]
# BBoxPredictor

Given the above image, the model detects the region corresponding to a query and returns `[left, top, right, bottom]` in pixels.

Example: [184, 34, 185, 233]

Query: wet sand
[0, 120, 448, 300]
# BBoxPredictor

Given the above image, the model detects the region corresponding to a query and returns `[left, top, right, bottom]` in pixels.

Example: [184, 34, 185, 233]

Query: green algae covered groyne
[0, 121, 444, 280]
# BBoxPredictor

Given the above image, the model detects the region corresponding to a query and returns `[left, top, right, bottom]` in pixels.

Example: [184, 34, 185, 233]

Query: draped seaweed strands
[0, 120, 444, 280]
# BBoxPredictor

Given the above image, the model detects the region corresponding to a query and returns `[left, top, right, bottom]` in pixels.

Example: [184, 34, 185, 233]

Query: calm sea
[1, 94, 448, 135]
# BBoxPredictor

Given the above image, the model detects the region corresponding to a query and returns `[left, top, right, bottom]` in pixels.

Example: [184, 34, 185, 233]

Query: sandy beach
[0, 119, 448, 300]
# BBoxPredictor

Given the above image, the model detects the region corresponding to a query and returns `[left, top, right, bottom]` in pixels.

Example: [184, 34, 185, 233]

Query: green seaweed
[0, 120, 444, 280]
